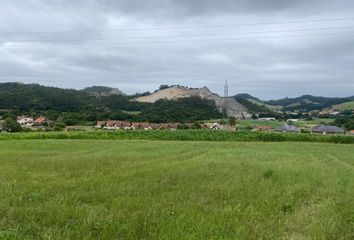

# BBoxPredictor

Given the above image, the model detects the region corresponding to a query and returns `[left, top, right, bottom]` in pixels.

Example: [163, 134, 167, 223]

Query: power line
[4, 25, 354, 43]
[1, 17, 354, 35]
[2, 30, 354, 48]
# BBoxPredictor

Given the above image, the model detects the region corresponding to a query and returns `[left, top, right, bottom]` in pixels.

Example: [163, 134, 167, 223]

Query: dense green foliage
[3, 118, 22, 132]
[83, 86, 117, 93]
[0, 83, 221, 124]
[334, 116, 354, 130]
[0, 83, 95, 112]
[0, 130, 353, 143]
[0, 140, 354, 239]
[140, 97, 222, 123]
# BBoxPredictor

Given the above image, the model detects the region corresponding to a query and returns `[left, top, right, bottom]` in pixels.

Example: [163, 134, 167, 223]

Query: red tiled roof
[34, 117, 47, 123]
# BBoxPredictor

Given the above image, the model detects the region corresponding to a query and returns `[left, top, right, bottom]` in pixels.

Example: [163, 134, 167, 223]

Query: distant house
[33, 117, 49, 126]
[274, 124, 299, 133]
[349, 130, 354, 135]
[0, 119, 4, 132]
[160, 123, 178, 130]
[259, 117, 276, 121]
[17, 116, 34, 126]
[102, 120, 131, 130]
[121, 121, 132, 130]
[149, 123, 161, 130]
[210, 123, 223, 130]
[312, 125, 345, 135]
[253, 125, 272, 132]
[95, 121, 107, 129]
[131, 122, 151, 130]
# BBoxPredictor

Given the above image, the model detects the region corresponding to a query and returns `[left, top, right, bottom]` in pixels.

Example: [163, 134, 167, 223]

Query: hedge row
[0, 130, 353, 144]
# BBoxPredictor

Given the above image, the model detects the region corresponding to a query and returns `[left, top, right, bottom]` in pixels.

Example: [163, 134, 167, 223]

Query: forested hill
[235, 93, 354, 112]
[0, 83, 95, 112]
[0, 83, 222, 123]
[265, 95, 354, 111]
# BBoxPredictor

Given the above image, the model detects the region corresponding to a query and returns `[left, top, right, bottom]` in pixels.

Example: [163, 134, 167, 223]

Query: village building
[348, 130, 354, 135]
[95, 121, 107, 129]
[33, 117, 50, 126]
[149, 123, 161, 130]
[0, 118, 4, 132]
[131, 122, 151, 130]
[274, 124, 299, 133]
[17, 116, 34, 126]
[210, 123, 223, 130]
[121, 121, 133, 130]
[159, 123, 178, 130]
[259, 117, 276, 121]
[252, 125, 273, 132]
[312, 125, 345, 135]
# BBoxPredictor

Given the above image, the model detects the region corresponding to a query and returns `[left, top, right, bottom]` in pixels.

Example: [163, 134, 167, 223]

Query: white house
[259, 117, 276, 121]
[17, 116, 34, 126]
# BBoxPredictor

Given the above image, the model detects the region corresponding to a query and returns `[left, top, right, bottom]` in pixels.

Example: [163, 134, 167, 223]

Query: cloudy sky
[0, 0, 354, 99]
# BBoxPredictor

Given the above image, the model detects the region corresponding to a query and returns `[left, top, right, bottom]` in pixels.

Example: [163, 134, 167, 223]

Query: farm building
[274, 124, 299, 132]
[312, 125, 345, 135]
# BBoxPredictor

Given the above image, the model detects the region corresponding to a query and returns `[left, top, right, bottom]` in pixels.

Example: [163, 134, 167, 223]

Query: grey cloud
[0, 0, 353, 98]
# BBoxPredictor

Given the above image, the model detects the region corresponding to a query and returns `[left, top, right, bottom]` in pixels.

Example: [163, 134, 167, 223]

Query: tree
[159, 85, 170, 90]
[192, 122, 201, 129]
[3, 118, 22, 132]
[228, 117, 237, 126]
[53, 123, 66, 131]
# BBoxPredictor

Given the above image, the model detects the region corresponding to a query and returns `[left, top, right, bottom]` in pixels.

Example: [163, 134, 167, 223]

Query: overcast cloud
[0, 0, 354, 99]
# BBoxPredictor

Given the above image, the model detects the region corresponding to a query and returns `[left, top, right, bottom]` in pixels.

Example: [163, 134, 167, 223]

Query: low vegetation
[0, 130, 353, 144]
[0, 140, 353, 239]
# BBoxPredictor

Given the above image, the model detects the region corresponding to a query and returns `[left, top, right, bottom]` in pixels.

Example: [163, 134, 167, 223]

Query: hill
[83, 86, 125, 97]
[0, 82, 96, 112]
[134, 85, 250, 118]
[265, 95, 354, 112]
[329, 101, 354, 111]
[234, 93, 283, 112]
[0, 83, 221, 123]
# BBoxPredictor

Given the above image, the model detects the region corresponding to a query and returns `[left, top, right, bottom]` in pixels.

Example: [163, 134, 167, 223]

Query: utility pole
[223, 80, 228, 120]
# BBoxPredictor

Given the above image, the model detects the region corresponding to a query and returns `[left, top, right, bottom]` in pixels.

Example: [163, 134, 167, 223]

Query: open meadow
[0, 139, 354, 239]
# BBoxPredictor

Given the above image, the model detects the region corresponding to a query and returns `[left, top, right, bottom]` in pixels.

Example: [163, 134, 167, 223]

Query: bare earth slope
[134, 86, 250, 118]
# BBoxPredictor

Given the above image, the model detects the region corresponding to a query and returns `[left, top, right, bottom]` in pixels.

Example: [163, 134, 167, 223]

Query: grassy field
[1, 140, 354, 239]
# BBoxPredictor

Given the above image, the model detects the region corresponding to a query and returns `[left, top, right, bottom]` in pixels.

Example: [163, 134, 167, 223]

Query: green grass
[294, 118, 335, 127]
[1, 140, 354, 239]
[236, 119, 285, 128]
[331, 101, 354, 110]
[247, 98, 283, 111]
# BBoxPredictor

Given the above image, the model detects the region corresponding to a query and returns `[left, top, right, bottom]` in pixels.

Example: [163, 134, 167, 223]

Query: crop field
[1, 140, 354, 239]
